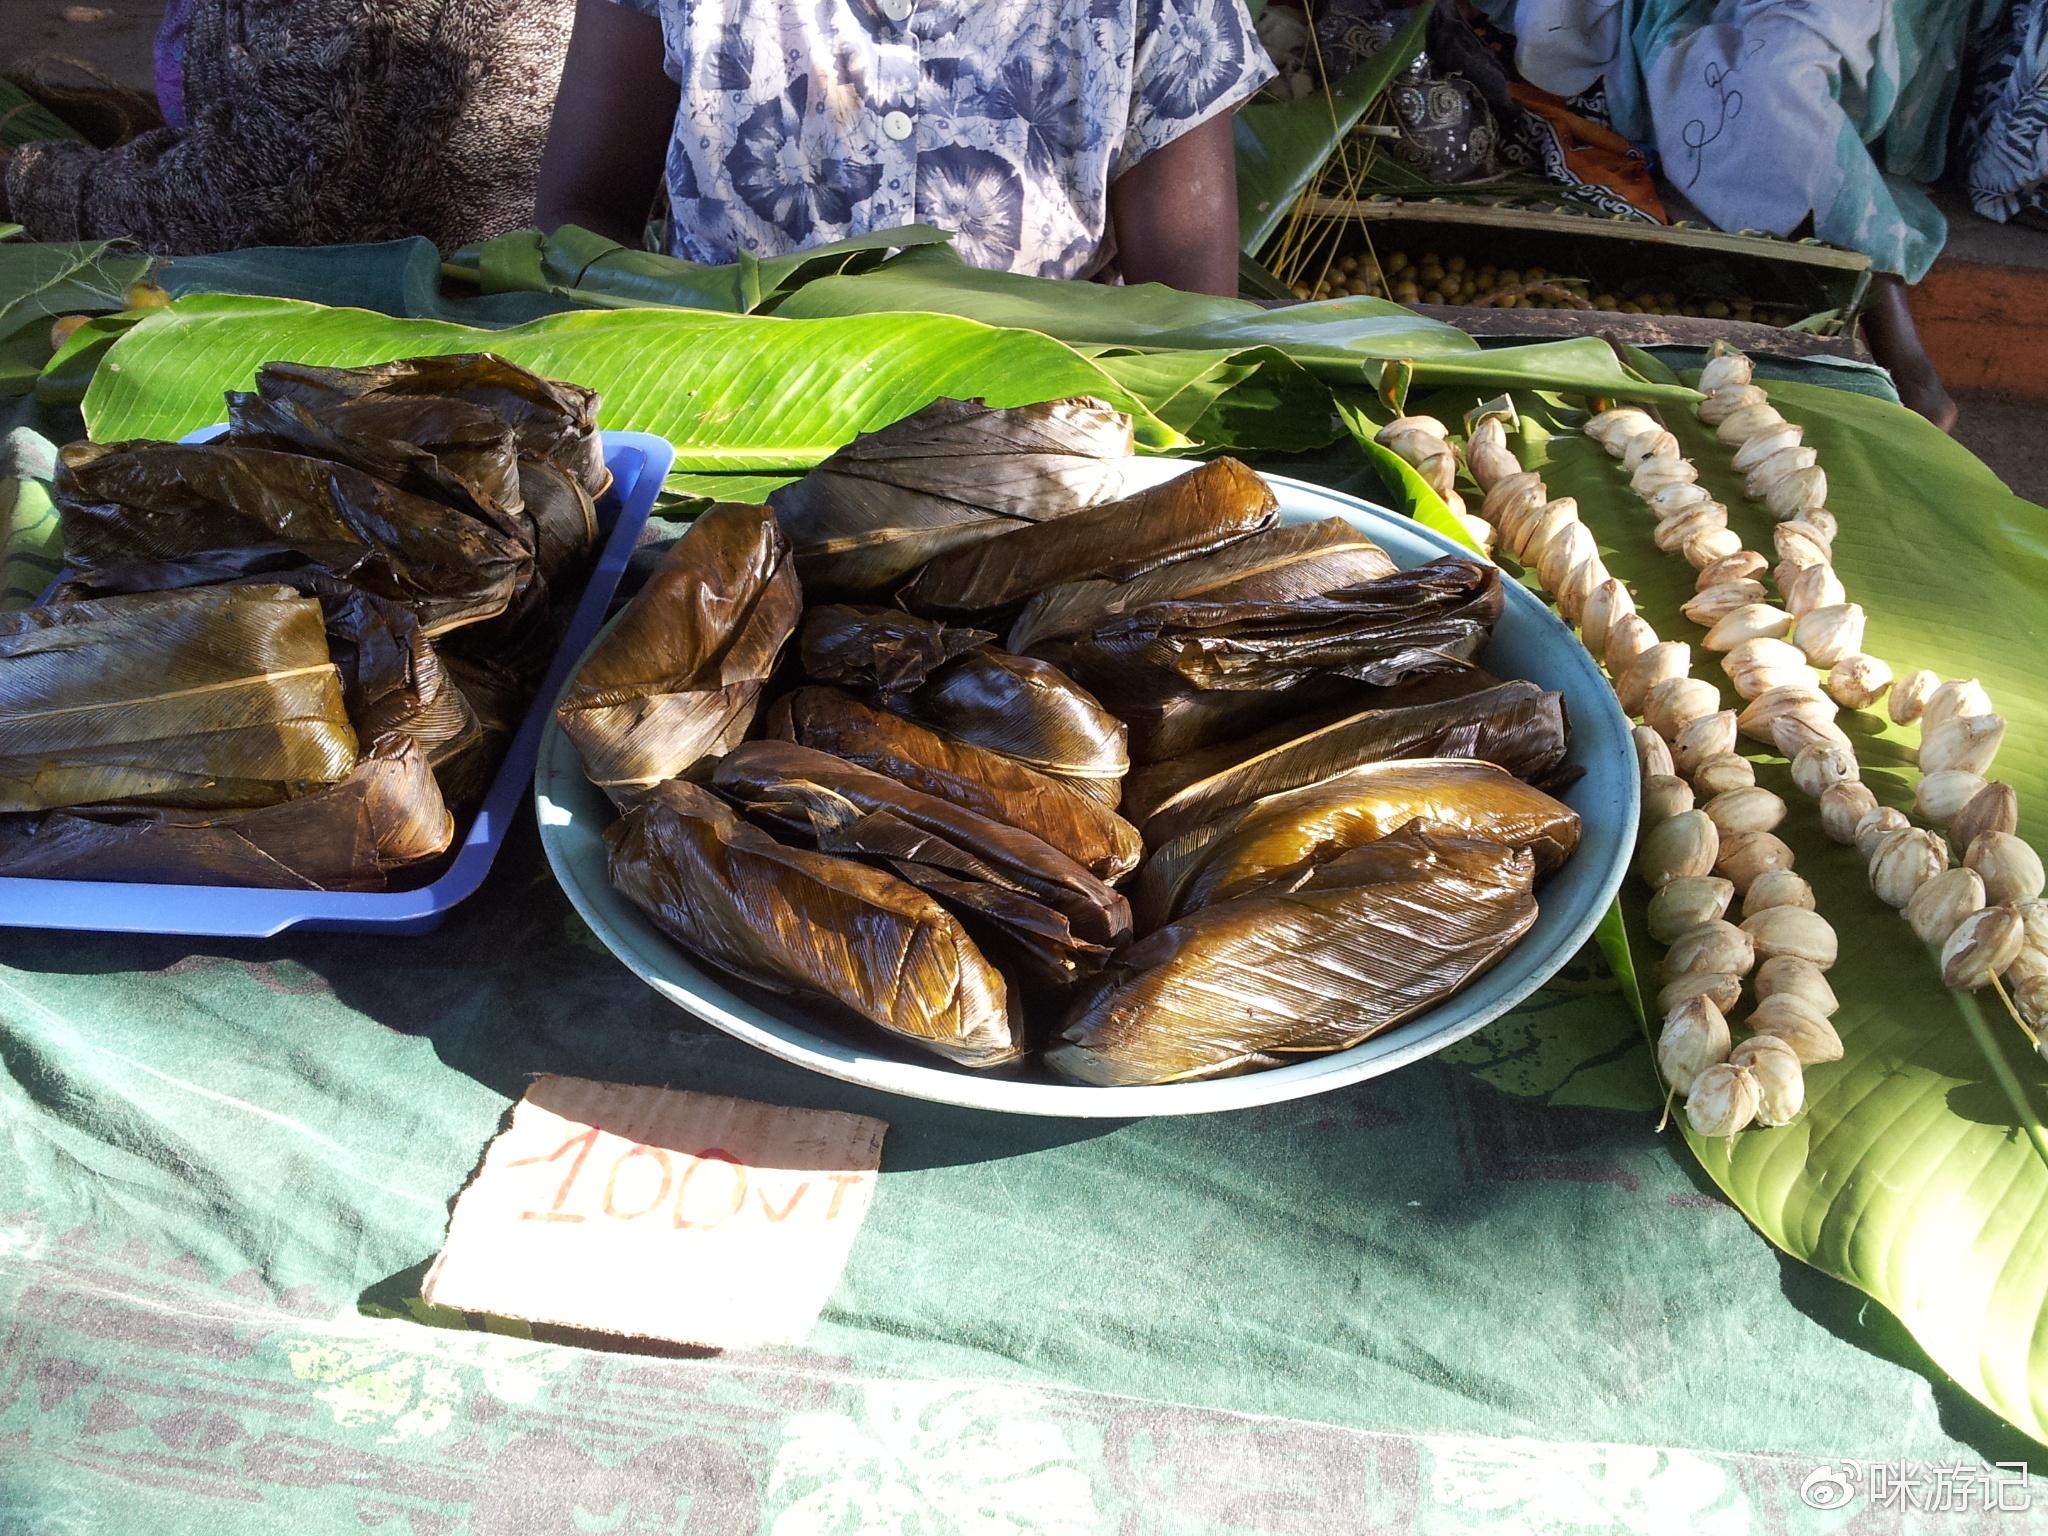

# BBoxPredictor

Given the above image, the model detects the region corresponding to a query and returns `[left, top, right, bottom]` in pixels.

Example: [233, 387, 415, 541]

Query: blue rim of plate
[536, 464, 1639, 1117]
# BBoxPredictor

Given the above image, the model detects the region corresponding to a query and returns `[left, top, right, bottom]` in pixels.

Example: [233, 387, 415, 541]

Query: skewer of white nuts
[1558, 402, 1857, 1135]
[1692, 345, 2048, 1039]
[1375, 415, 1498, 555]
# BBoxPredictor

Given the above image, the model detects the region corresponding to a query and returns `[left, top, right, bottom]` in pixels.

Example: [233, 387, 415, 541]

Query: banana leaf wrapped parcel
[556, 501, 800, 799]
[767, 397, 1135, 595]
[1135, 758, 1580, 928]
[896, 456, 1278, 618]
[760, 687, 1144, 880]
[607, 779, 1023, 1067]
[713, 740, 1130, 984]
[1006, 514, 1397, 654]
[905, 646, 1130, 807]
[250, 354, 609, 500]
[798, 604, 990, 695]
[1124, 680, 1569, 847]
[224, 387, 599, 589]
[54, 439, 534, 638]
[0, 733, 451, 890]
[1064, 556, 1504, 700]
[1048, 823, 1540, 1086]
[0, 585, 358, 813]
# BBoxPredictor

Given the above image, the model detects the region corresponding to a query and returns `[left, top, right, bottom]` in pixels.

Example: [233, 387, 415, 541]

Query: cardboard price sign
[424, 1075, 886, 1348]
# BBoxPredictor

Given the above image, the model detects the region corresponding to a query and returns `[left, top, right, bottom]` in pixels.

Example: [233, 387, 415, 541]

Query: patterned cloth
[1962, 2, 2048, 223]
[610, 0, 1274, 277]
[1472, 0, 2003, 280]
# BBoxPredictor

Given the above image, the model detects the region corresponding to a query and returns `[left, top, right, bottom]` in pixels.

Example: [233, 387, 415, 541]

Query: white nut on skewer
[1732, 423, 1804, 473]
[1923, 679, 1995, 736]
[1698, 349, 1755, 395]
[1683, 528, 1746, 568]
[1587, 407, 1658, 453]
[1723, 637, 1814, 702]
[1741, 445, 1817, 500]
[1682, 580, 1767, 627]
[1645, 676, 1723, 741]
[1697, 550, 1769, 590]
[1672, 712, 1740, 779]
[1704, 604, 1795, 652]
[1781, 563, 1846, 615]
[1791, 603, 1865, 669]
[1888, 668, 1939, 726]
[1825, 655, 1892, 711]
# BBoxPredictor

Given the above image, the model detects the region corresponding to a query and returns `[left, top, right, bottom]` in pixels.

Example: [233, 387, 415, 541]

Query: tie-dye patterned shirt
[609, 0, 1273, 277]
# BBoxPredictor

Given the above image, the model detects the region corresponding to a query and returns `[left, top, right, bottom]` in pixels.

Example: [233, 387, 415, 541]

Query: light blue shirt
[610, 0, 1274, 276]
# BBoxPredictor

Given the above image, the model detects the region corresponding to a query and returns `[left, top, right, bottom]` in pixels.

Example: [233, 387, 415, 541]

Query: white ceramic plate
[536, 463, 1638, 1117]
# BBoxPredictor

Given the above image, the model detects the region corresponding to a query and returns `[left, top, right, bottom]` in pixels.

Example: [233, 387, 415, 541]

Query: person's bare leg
[1861, 273, 1959, 432]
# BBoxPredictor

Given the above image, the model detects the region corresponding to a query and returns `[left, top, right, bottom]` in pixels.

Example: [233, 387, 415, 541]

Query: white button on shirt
[611, 0, 1275, 278]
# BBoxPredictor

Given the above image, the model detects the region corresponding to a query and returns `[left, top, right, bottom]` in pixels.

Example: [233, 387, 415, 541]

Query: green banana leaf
[773, 245, 1699, 401]
[1234, 1, 1433, 251]
[0, 241, 152, 398]
[1330, 389, 1483, 555]
[1089, 344, 1341, 452]
[1503, 375, 2048, 1446]
[452, 223, 956, 314]
[77, 294, 1186, 460]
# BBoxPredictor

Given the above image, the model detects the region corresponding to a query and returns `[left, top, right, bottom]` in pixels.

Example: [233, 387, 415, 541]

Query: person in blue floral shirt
[537, 0, 1275, 295]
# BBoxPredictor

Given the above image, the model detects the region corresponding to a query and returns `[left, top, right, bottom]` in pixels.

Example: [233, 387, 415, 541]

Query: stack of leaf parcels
[0, 353, 605, 890]
[576, 396, 1582, 1084]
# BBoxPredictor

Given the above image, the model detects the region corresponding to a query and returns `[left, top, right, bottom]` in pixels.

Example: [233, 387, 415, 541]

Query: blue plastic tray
[1, 428, 675, 937]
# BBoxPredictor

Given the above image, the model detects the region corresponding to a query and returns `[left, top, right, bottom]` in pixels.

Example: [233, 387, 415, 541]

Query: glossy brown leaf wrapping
[711, 740, 1131, 950]
[1007, 515, 1398, 655]
[1049, 823, 1539, 1086]
[1125, 680, 1569, 848]
[225, 390, 529, 543]
[1066, 556, 1503, 700]
[0, 585, 358, 813]
[54, 440, 534, 637]
[902, 645, 1129, 800]
[767, 397, 1135, 595]
[895, 456, 1278, 617]
[515, 458, 601, 587]
[760, 687, 1143, 881]
[555, 502, 800, 798]
[1134, 758, 1580, 929]
[0, 732, 450, 890]
[798, 605, 991, 695]
[252, 353, 609, 499]
[606, 779, 1021, 1068]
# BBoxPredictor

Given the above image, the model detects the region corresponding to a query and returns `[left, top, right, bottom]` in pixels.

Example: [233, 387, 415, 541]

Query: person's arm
[1108, 112, 1241, 295]
[535, 0, 679, 247]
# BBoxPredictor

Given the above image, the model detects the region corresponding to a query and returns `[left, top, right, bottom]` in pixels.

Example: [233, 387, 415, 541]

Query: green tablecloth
[1, 257, 2041, 1532]
[4, 816, 2043, 1535]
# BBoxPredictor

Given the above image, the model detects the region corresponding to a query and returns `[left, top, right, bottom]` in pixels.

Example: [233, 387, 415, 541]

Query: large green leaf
[455, 223, 956, 314]
[775, 245, 1698, 401]
[0, 241, 150, 338]
[0, 241, 152, 398]
[1089, 344, 1341, 452]
[79, 294, 1184, 461]
[1514, 377, 2048, 1445]
[1234, 2, 1433, 250]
